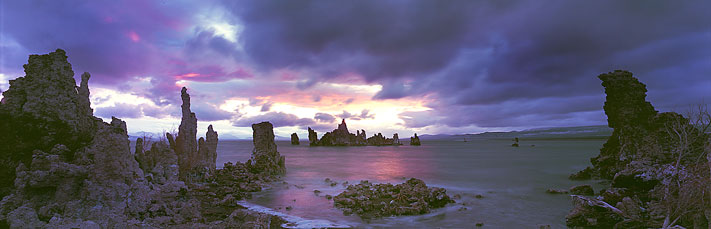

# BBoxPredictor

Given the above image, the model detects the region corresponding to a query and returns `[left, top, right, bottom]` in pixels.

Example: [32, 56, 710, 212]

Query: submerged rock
[333, 178, 454, 219]
[291, 133, 299, 145]
[546, 188, 569, 194]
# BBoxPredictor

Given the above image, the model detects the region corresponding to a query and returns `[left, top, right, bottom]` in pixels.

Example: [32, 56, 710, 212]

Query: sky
[1, 0, 710, 139]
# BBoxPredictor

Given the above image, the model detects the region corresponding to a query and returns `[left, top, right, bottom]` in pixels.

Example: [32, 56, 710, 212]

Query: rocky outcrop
[308, 119, 401, 146]
[308, 127, 318, 146]
[366, 132, 395, 145]
[174, 87, 198, 179]
[571, 70, 661, 180]
[546, 184, 594, 195]
[0, 50, 154, 227]
[136, 138, 179, 184]
[410, 133, 421, 146]
[196, 125, 218, 175]
[248, 122, 286, 176]
[393, 133, 401, 145]
[0, 49, 284, 228]
[169, 88, 218, 180]
[356, 129, 367, 144]
[0, 50, 100, 196]
[334, 178, 455, 219]
[566, 70, 711, 228]
[566, 195, 625, 228]
[291, 133, 299, 145]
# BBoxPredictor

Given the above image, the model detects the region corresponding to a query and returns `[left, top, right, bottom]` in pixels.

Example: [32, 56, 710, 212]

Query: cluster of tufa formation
[333, 178, 454, 219]
[308, 119, 403, 146]
[410, 133, 421, 146]
[0, 49, 285, 227]
[566, 70, 711, 228]
[165, 87, 218, 181]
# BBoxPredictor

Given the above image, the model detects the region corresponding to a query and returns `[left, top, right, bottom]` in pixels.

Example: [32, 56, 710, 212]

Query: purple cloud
[3, 0, 710, 132]
[232, 112, 315, 128]
[314, 112, 335, 123]
[95, 103, 143, 119]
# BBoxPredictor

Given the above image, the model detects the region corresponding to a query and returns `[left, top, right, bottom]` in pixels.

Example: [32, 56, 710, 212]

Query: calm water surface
[217, 139, 605, 228]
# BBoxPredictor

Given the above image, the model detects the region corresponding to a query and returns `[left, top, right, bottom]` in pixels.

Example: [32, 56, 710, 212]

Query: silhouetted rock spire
[291, 133, 300, 145]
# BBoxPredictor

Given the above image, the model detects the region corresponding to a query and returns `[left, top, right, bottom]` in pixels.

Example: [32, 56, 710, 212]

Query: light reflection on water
[217, 139, 605, 228]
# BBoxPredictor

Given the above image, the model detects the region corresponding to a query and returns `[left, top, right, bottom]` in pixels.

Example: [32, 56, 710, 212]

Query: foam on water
[238, 201, 352, 228]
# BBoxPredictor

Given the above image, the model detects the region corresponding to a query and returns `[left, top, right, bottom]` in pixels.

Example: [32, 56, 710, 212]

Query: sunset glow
[1, 1, 709, 139]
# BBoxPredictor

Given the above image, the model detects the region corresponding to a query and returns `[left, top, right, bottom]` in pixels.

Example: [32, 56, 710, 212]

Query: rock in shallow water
[333, 178, 454, 219]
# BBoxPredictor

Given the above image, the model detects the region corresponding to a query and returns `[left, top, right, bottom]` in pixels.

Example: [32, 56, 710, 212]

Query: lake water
[216, 138, 606, 228]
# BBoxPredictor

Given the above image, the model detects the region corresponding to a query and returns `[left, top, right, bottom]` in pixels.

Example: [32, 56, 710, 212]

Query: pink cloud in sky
[127, 31, 140, 42]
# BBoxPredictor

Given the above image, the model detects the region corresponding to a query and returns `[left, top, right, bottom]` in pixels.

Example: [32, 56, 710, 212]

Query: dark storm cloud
[95, 103, 143, 119]
[192, 103, 235, 122]
[1, 0, 192, 85]
[260, 101, 274, 112]
[223, 0, 711, 129]
[4, 0, 710, 131]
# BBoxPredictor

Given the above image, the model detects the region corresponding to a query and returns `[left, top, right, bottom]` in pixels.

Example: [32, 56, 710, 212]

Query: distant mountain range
[130, 125, 613, 141]
[420, 125, 612, 141]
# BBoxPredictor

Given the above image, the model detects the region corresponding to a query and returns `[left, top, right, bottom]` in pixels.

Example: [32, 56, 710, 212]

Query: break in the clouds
[1, 0, 710, 138]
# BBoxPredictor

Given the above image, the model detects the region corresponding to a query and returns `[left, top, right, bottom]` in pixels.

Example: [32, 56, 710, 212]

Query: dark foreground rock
[546, 184, 594, 195]
[0, 49, 285, 228]
[566, 70, 711, 228]
[333, 178, 454, 219]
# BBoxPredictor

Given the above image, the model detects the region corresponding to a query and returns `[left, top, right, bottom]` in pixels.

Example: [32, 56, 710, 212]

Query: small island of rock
[308, 119, 404, 146]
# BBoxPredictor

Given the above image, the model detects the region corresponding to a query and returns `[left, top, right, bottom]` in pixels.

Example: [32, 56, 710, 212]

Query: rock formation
[174, 87, 198, 179]
[168, 88, 218, 180]
[356, 129, 367, 144]
[248, 122, 286, 175]
[566, 70, 711, 228]
[291, 133, 300, 145]
[196, 125, 218, 174]
[410, 133, 421, 146]
[0, 49, 283, 228]
[308, 127, 318, 146]
[308, 119, 401, 146]
[136, 138, 179, 184]
[334, 178, 455, 219]
[393, 133, 401, 145]
[367, 132, 395, 145]
[512, 137, 520, 147]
